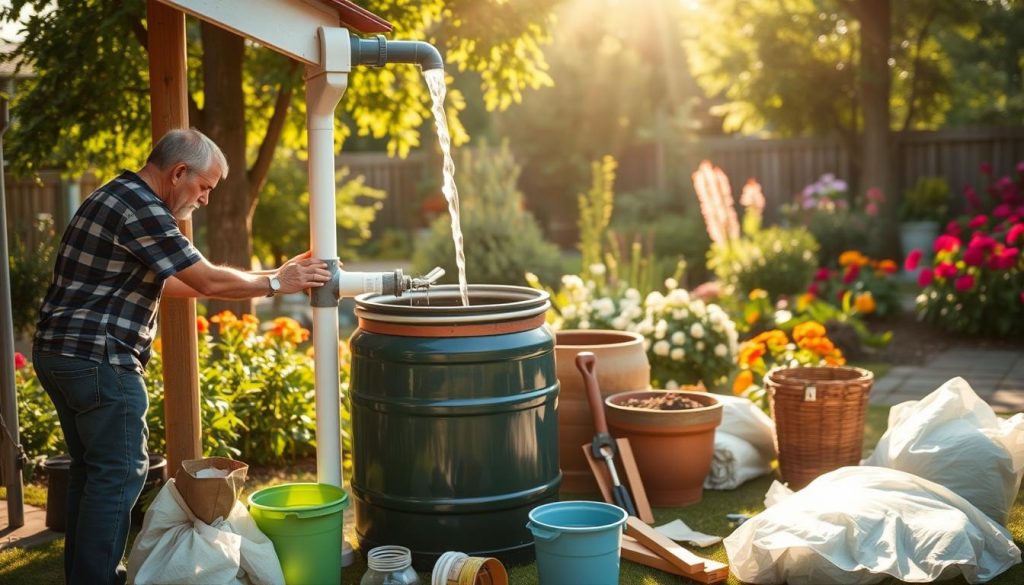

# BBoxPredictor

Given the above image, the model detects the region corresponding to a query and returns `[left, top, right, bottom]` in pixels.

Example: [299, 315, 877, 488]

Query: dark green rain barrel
[349, 284, 561, 569]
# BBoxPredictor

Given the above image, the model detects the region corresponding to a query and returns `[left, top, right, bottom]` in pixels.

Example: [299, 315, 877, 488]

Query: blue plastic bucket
[526, 501, 627, 585]
[248, 483, 349, 585]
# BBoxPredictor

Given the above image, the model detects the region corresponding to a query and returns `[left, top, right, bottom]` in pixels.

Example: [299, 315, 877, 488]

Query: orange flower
[878, 259, 898, 274]
[738, 342, 766, 367]
[793, 321, 826, 343]
[854, 292, 877, 314]
[797, 293, 815, 312]
[153, 338, 162, 354]
[210, 310, 237, 325]
[838, 250, 867, 267]
[751, 329, 788, 350]
[745, 310, 761, 325]
[268, 317, 310, 345]
[733, 370, 754, 395]
[196, 315, 209, 334]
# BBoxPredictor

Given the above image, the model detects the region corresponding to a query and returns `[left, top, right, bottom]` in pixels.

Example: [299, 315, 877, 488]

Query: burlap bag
[173, 457, 249, 525]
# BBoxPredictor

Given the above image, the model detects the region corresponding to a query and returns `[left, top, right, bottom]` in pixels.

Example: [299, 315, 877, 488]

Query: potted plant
[604, 389, 722, 506]
[900, 177, 950, 276]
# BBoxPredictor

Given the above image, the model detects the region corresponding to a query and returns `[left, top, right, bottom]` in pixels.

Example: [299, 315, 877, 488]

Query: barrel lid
[355, 284, 550, 325]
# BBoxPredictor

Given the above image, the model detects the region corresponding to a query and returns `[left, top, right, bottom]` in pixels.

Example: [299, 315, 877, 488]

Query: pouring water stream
[424, 69, 469, 306]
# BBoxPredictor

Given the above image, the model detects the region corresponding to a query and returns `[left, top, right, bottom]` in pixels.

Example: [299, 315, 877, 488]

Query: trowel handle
[575, 352, 609, 434]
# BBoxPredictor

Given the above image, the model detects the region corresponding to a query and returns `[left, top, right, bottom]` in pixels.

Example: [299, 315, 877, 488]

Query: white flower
[692, 301, 706, 318]
[561, 274, 584, 289]
[594, 298, 615, 318]
[690, 322, 705, 338]
[589, 263, 607, 276]
[714, 344, 727, 357]
[668, 288, 690, 304]
[672, 308, 689, 320]
[612, 316, 629, 330]
[579, 319, 591, 329]
[562, 306, 577, 320]
[638, 318, 654, 335]
[653, 340, 671, 356]
[625, 288, 641, 301]
[645, 291, 665, 308]
[665, 379, 679, 390]
[774, 309, 793, 324]
[664, 277, 679, 290]
[655, 319, 668, 337]
[671, 331, 685, 345]
[670, 347, 684, 361]
[696, 341, 705, 351]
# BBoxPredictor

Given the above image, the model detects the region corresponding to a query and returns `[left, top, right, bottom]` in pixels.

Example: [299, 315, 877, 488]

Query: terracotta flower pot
[604, 390, 722, 507]
[554, 330, 650, 493]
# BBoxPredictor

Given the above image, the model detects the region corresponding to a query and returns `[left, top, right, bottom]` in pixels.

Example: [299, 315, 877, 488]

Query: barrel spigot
[410, 267, 445, 290]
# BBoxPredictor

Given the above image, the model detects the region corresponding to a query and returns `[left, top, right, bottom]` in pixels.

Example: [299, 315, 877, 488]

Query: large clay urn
[554, 330, 650, 493]
[605, 390, 722, 506]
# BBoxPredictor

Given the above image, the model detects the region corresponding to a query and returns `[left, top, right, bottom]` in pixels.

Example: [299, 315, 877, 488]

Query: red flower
[14, 352, 27, 370]
[1020, 290, 1024, 304]
[963, 245, 986, 267]
[955, 275, 975, 292]
[946, 221, 962, 237]
[994, 247, 1020, 270]
[1008, 224, 1024, 245]
[994, 204, 1012, 218]
[808, 282, 820, 296]
[965, 186, 982, 211]
[935, 262, 958, 279]
[814, 268, 830, 282]
[842, 264, 861, 284]
[904, 249, 923, 271]
[934, 234, 961, 253]
[918, 268, 935, 287]
[968, 214, 989, 229]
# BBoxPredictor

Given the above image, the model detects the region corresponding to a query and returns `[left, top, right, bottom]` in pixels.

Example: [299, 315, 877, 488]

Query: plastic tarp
[704, 394, 777, 490]
[724, 466, 1021, 584]
[127, 479, 285, 585]
[862, 376, 1024, 524]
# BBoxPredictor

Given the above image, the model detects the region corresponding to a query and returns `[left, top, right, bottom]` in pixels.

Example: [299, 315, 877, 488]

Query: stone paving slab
[0, 498, 61, 551]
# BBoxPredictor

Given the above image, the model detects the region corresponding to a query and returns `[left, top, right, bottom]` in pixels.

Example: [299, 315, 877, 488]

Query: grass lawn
[4, 403, 1023, 584]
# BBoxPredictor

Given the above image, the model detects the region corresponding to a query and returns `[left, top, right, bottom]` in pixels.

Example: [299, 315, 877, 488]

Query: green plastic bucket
[350, 284, 561, 569]
[248, 483, 349, 585]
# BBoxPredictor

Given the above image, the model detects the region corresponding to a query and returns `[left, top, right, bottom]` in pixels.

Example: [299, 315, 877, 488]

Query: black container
[43, 454, 168, 531]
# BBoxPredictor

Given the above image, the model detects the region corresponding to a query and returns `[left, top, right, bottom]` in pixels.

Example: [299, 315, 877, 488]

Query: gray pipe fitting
[310, 258, 341, 307]
[349, 35, 444, 71]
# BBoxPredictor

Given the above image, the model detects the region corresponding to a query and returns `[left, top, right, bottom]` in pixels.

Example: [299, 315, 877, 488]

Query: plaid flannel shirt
[34, 171, 202, 371]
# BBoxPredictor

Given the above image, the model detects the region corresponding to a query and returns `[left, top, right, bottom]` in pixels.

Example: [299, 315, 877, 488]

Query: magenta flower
[1017, 161, 1024, 175]
[965, 186, 982, 211]
[808, 282, 820, 296]
[970, 233, 997, 250]
[918, 268, 935, 287]
[843, 264, 860, 284]
[935, 262, 958, 279]
[994, 204, 1012, 218]
[963, 245, 986, 267]
[968, 214, 989, 229]
[814, 268, 830, 281]
[14, 352, 27, 370]
[1008, 224, 1024, 245]
[955, 275, 975, 292]
[996, 247, 1020, 270]
[934, 234, 961, 253]
[905, 249, 923, 271]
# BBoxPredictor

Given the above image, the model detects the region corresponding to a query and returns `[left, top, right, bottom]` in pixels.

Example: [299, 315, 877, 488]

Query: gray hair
[147, 128, 229, 178]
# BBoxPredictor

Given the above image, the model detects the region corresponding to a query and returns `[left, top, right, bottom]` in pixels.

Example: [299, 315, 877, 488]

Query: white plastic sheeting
[724, 466, 1021, 584]
[128, 480, 285, 585]
[862, 376, 1024, 524]
[704, 394, 776, 490]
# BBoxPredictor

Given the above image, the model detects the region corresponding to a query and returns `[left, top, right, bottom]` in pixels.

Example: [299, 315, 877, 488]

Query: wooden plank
[615, 438, 654, 524]
[148, 0, 201, 474]
[624, 516, 704, 574]
[620, 536, 730, 584]
[581, 443, 614, 505]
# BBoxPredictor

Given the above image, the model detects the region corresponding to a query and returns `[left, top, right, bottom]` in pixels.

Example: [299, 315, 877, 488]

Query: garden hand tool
[576, 351, 638, 517]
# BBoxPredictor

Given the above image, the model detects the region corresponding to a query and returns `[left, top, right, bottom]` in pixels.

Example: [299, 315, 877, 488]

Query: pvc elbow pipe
[349, 35, 444, 71]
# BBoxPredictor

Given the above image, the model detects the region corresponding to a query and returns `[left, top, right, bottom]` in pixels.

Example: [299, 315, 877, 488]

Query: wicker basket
[766, 366, 874, 488]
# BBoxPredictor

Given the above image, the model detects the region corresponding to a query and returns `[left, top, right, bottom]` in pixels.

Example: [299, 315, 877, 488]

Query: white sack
[862, 376, 1024, 524]
[127, 479, 285, 585]
[724, 466, 1020, 585]
[705, 394, 776, 490]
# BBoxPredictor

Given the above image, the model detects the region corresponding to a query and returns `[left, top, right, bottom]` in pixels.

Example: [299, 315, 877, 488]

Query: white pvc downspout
[305, 26, 351, 488]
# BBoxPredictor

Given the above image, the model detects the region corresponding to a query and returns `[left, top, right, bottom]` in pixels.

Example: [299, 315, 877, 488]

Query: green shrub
[413, 141, 562, 287]
[708, 226, 820, 298]
[901, 176, 951, 222]
[14, 355, 65, 461]
[614, 212, 711, 286]
[9, 214, 58, 338]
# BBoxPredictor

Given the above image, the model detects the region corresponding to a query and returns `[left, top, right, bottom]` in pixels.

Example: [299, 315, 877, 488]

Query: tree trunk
[857, 0, 895, 253]
[200, 24, 254, 318]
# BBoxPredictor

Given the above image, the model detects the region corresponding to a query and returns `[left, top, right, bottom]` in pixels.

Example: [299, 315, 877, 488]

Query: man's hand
[275, 254, 331, 295]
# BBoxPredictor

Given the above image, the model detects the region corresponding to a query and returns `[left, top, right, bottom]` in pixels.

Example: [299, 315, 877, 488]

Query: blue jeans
[33, 350, 149, 585]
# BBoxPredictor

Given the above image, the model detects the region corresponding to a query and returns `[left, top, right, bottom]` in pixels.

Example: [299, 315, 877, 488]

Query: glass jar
[359, 545, 421, 585]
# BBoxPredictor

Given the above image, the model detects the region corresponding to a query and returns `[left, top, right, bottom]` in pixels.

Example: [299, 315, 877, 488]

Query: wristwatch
[266, 275, 282, 297]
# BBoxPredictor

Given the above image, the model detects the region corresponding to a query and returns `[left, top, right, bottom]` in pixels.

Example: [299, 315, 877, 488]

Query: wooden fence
[5, 126, 1024, 245]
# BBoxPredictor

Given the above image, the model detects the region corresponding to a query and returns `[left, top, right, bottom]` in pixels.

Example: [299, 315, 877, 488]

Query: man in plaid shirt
[32, 128, 330, 585]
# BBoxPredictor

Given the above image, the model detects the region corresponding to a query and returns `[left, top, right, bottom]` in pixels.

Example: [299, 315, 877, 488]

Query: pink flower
[814, 268, 830, 282]
[934, 234, 961, 253]
[946, 221, 962, 237]
[963, 245, 986, 267]
[935, 261, 958, 279]
[970, 233, 997, 250]
[994, 204, 1012, 218]
[808, 282, 820, 296]
[995, 247, 1020, 270]
[1020, 290, 1024, 304]
[918, 268, 935, 287]
[955, 275, 975, 292]
[865, 202, 880, 217]
[843, 264, 861, 284]
[1008, 224, 1024, 245]
[905, 249, 923, 271]
[14, 352, 27, 370]
[1017, 161, 1024, 175]
[980, 162, 993, 175]
[968, 214, 989, 229]
[965, 186, 982, 211]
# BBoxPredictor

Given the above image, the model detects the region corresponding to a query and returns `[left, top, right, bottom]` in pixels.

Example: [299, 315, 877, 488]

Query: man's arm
[165, 254, 329, 299]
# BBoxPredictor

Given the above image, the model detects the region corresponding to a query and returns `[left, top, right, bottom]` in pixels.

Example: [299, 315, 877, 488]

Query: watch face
[270, 277, 281, 291]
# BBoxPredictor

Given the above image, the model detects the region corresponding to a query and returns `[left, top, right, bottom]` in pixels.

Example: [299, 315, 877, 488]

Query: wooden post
[148, 0, 201, 473]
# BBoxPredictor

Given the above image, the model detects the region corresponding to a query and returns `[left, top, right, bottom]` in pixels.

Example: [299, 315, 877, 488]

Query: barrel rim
[355, 284, 549, 319]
